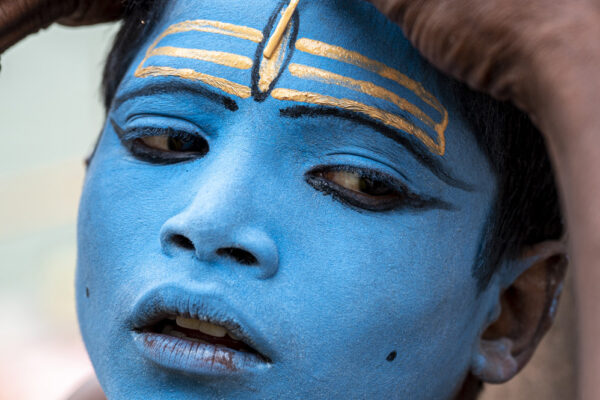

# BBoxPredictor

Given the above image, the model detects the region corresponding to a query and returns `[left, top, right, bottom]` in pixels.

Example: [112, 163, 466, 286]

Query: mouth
[140, 315, 268, 358]
[129, 287, 272, 376]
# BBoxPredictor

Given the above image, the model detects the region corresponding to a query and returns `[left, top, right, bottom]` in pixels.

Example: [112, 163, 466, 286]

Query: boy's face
[77, 0, 499, 398]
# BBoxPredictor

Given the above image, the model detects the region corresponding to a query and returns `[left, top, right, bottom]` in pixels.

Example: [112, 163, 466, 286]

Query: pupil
[359, 178, 391, 196]
[168, 137, 184, 151]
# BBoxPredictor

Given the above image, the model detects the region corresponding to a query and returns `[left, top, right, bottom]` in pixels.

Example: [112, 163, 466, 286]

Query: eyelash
[306, 165, 442, 212]
[112, 119, 209, 165]
[111, 120, 444, 212]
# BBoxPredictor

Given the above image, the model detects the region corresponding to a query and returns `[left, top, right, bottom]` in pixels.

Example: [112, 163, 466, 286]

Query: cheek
[76, 133, 189, 319]
[76, 143, 197, 378]
[272, 205, 485, 394]
[76, 123, 491, 398]
[79, 130, 192, 263]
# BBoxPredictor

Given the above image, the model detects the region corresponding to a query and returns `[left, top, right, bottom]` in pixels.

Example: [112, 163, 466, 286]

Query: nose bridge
[159, 139, 280, 279]
[183, 133, 263, 222]
[197, 126, 275, 208]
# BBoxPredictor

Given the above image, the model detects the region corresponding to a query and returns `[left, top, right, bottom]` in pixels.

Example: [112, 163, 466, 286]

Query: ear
[470, 239, 568, 383]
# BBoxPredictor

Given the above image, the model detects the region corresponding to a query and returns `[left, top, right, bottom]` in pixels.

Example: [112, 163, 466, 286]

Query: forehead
[119, 0, 491, 178]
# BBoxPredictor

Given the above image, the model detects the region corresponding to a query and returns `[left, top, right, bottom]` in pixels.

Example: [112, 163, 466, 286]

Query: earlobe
[471, 338, 518, 383]
[470, 239, 568, 383]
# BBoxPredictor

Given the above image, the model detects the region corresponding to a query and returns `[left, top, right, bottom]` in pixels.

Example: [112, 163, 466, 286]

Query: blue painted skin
[76, 0, 520, 398]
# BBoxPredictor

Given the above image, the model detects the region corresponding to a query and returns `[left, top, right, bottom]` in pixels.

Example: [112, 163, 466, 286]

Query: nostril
[216, 247, 258, 266]
[170, 234, 195, 251]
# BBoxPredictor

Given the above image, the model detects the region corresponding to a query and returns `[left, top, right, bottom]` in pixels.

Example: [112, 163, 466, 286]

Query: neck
[453, 373, 483, 400]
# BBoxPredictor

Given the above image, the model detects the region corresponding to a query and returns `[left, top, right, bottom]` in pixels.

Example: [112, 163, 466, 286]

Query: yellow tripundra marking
[149, 47, 253, 70]
[136, 66, 251, 99]
[271, 88, 443, 156]
[295, 38, 447, 155]
[288, 63, 437, 130]
[131, 18, 448, 155]
[134, 20, 262, 99]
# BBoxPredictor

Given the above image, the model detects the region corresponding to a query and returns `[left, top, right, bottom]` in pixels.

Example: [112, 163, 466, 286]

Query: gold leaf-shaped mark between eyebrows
[255, 0, 300, 96]
[271, 88, 444, 156]
[295, 38, 448, 155]
[258, 24, 294, 93]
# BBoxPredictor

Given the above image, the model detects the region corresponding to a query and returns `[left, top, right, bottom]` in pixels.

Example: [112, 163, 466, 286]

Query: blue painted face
[77, 0, 501, 398]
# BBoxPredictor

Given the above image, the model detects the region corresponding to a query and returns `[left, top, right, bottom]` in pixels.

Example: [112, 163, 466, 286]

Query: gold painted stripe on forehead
[149, 47, 253, 70]
[134, 20, 261, 99]
[288, 63, 437, 130]
[295, 38, 448, 154]
[135, 66, 251, 99]
[271, 88, 444, 155]
[160, 20, 264, 43]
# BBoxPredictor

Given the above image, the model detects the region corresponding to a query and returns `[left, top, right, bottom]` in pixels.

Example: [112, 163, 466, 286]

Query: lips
[128, 285, 272, 375]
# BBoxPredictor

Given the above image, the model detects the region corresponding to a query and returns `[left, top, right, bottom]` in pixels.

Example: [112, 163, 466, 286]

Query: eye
[319, 170, 396, 197]
[306, 166, 443, 212]
[111, 120, 209, 165]
[135, 132, 206, 153]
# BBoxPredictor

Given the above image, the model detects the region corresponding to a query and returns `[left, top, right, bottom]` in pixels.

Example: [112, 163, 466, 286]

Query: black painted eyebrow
[279, 105, 473, 191]
[112, 80, 239, 112]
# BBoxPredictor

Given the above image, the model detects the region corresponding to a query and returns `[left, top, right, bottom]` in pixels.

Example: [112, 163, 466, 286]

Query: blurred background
[0, 23, 117, 399]
[0, 21, 576, 400]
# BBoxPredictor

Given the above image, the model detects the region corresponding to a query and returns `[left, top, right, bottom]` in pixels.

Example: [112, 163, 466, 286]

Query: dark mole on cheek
[85, 287, 90, 298]
[386, 351, 397, 362]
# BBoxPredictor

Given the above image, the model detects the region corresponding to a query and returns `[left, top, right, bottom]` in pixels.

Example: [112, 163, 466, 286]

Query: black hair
[102, 0, 167, 110]
[454, 87, 563, 290]
[101, 0, 563, 292]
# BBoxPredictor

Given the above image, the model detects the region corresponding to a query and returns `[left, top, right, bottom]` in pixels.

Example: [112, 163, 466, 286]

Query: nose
[160, 210, 280, 280]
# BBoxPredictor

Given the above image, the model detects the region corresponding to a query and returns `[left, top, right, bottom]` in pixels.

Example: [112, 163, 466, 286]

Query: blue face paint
[77, 0, 500, 398]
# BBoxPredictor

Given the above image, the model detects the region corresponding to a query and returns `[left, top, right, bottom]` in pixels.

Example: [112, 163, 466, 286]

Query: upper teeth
[175, 316, 228, 338]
